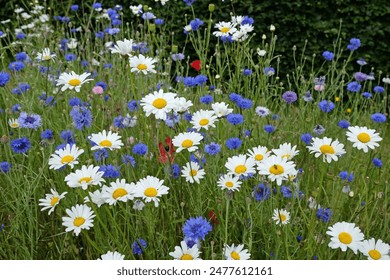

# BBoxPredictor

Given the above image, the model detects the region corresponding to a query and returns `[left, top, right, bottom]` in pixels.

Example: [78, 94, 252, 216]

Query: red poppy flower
[158, 136, 175, 163]
[208, 210, 219, 225]
[190, 59, 201, 71]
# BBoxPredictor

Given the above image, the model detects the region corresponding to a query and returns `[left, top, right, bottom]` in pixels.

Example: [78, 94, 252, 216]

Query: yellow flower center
[230, 251, 240, 260]
[279, 213, 286, 222]
[281, 154, 291, 159]
[68, 79, 81, 87]
[190, 169, 198, 176]
[61, 155, 74, 164]
[199, 119, 209, 126]
[319, 144, 335, 154]
[113, 188, 128, 199]
[338, 232, 352, 244]
[78, 177, 92, 184]
[221, 27, 230, 33]
[234, 164, 247, 174]
[269, 164, 284, 175]
[99, 140, 112, 147]
[225, 181, 233, 188]
[137, 63, 147, 70]
[43, 54, 51, 60]
[335, 96, 340, 102]
[73, 217, 85, 227]
[144, 187, 157, 197]
[180, 254, 194, 260]
[368, 249, 381, 260]
[254, 154, 263, 161]
[10, 123, 19, 128]
[152, 98, 167, 109]
[50, 197, 59, 206]
[181, 139, 193, 148]
[357, 132, 371, 143]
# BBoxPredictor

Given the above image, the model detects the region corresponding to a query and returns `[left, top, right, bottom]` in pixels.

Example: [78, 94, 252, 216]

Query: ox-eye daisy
[110, 38, 134, 57]
[38, 188, 67, 215]
[56, 71, 93, 92]
[169, 241, 201, 260]
[181, 161, 205, 184]
[48, 143, 84, 170]
[62, 204, 95, 236]
[134, 176, 169, 207]
[225, 154, 256, 177]
[36, 47, 56, 61]
[272, 142, 299, 160]
[257, 155, 297, 186]
[224, 244, 251, 260]
[190, 109, 218, 131]
[130, 54, 157, 74]
[247, 145, 271, 164]
[140, 89, 177, 120]
[98, 251, 125, 260]
[307, 137, 346, 163]
[172, 131, 203, 153]
[217, 174, 242, 192]
[359, 238, 390, 260]
[272, 208, 290, 225]
[326, 221, 364, 254]
[346, 126, 382, 153]
[211, 102, 233, 118]
[213, 21, 237, 37]
[88, 130, 124, 151]
[8, 118, 19, 128]
[64, 165, 105, 190]
[101, 179, 136, 205]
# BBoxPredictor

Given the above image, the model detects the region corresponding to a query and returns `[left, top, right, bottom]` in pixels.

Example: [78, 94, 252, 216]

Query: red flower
[158, 136, 175, 163]
[208, 210, 219, 225]
[190, 59, 201, 71]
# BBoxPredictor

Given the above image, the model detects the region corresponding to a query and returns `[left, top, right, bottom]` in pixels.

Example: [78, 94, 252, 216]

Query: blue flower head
[132, 238, 147, 256]
[252, 183, 271, 201]
[226, 113, 244, 125]
[18, 112, 42, 129]
[0, 162, 12, 173]
[0, 71, 11, 87]
[318, 100, 335, 113]
[11, 137, 31, 153]
[347, 38, 361, 51]
[199, 95, 213, 104]
[204, 142, 221, 155]
[225, 137, 242, 150]
[264, 124, 275, 134]
[132, 143, 148, 156]
[316, 207, 332, 223]
[98, 164, 120, 178]
[182, 216, 212, 241]
[371, 113, 386, 123]
[347, 81, 361, 92]
[301, 133, 312, 145]
[322, 51, 334, 61]
[70, 107, 93, 130]
[372, 158, 382, 168]
[338, 120, 350, 129]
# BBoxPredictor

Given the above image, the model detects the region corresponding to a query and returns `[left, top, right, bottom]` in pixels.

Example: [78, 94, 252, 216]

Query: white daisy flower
[110, 38, 134, 57]
[224, 243, 251, 260]
[211, 102, 233, 118]
[181, 162, 205, 184]
[56, 71, 93, 92]
[173, 97, 193, 113]
[134, 176, 169, 207]
[307, 137, 346, 163]
[359, 238, 390, 260]
[129, 4, 142, 15]
[169, 241, 201, 260]
[67, 38, 78, 49]
[257, 155, 297, 186]
[62, 204, 95, 236]
[140, 89, 177, 120]
[8, 118, 19, 128]
[36, 47, 56, 61]
[346, 126, 383, 153]
[272, 208, 290, 225]
[88, 130, 124, 151]
[225, 154, 256, 177]
[101, 179, 136, 205]
[217, 174, 242, 192]
[84, 189, 106, 208]
[272, 142, 299, 160]
[247, 145, 271, 164]
[38, 188, 67, 215]
[48, 144, 84, 170]
[98, 251, 125, 260]
[213, 21, 237, 37]
[172, 131, 203, 153]
[326, 221, 364, 254]
[190, 109, 218, 131]
[64, 165, 105, 190]
[129, 54, 157, 74]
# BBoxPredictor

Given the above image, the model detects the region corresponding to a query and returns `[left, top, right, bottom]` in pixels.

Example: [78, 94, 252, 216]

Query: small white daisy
[225, 154, 256, 177]
[48, 143, 84, 170]
[213, 21, 237, 37]
[172, 97, 193, 113]
[169, 241, 201, 260]
[326, 221, 364, 254]
[8, 118, 19, 128]
[110, 38, 134, 57]
[36, 47, 56, 61]
[224, 243, 251, 260]
[211, 102, 233, 118]
[190, 109, 218, 131]
[247, 145, 271, 164]
[272, 208, 290, 225]
[64, 165, 105, 190]
[217, 174, 242, 192]
[134, 176, 169, 207]
[56, 71, 93, 92]
[98, 251, 125, 260]
[172, 131, 203, 153]
[272, 142, 299, 160]
[88, 130, 124, 151]
[181, 161, 206, 184]
[257, 155, 297, 186]
[62, 204, 95, 236]
[84, 189, 106, 208]
[307, 137, 346, 163]
[140, 89, 177, 120]
[129, 54, 157, 74]
[38, 188, 67, 215]
[359, 238, 390, 260]
[346, 126, 383, 153]
[101, 179, 136, 205]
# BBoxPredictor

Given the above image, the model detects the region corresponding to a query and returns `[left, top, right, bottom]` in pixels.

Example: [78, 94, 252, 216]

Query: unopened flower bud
[208, 4, 215, 12]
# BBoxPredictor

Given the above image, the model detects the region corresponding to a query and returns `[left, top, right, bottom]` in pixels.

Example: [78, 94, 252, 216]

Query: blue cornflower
[142, 12, 155, 20]
[183, 112, 192, 121]
[372, 158, 382, 168]
[61, 17, 70, 23]
[371, 113, 386, 123]
[271, 114, 279, 120]
[16, 32, 26, 40]
[81, 60, 89, 67]
[98, 164, 120, 178]
[241, 16, 254, 25]
[95, 31, 105, 39]
[11, 104, 21, 113]
[127, 100, 139, 111]
[155, 18, 164, 25]
[70, 106, 93, 130]
[354, 72, 367, 82]
[322, 51, 334, 61]
[92, 2, 102, 9]
[60, 130, 75, 144]
[194, 75, 208, 85]
[189, 154, 206, 167]
[313, 124, 325, 135]
[263, 67, 275, 76]
[252, 183, 271, 201]
[171, 53, 185, 61]
[10, 137, 31, 153]
[165, 112, 180, 128]
[94, 149, 108, 162]
[18, 112, 42, 129]
[8, 61, 25, 72]
[339, 171, 348, 180]
[316, 207, 332, 223]
[226, 113, 244, 125]
[347, 38, 361, 51]
[184, 0, 196, 5]
[200, 95, 213, 104]
[338, 120, 350, 129]
[280, 185, 293, 198]
[182, 216, 212, 241]
[225, 137, 242, 150]
[183, 77, 197, 87]
[170, 164, 181, 178]
[189, 18, 203, 31]
[346, 81, 361, 92]
[242, 68, 253, 76]
[41, 129, 53, 140]
[264, 124, 275, 133]
[0, 162, 12, 173]
[12, 83, 31, 95]
[282, 91, 298, 104]
[121, 154, 136, 167]
[15, 52, 28, 61]
[362, 92, 372, 99]
[69, 97, 81, 107]
[347, 173, 354, 182]
[229, 93, 242, 103]
[65, 53, 77, 61]
[70, 4, 79, 11]
[318, 100, 335, 113]
[132, 239, 147, 256]
[204, 142, 221, 155]
[237, 98, 253, 109]
[106, 28, 120, 35]
[111, 19, 122, 26]
[301, 133, 312, 145]
[373, 86, 385, 94]
[132, 143, 148, 156]
[0, 71, 11, 87]
[220, 35, 234, 43]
